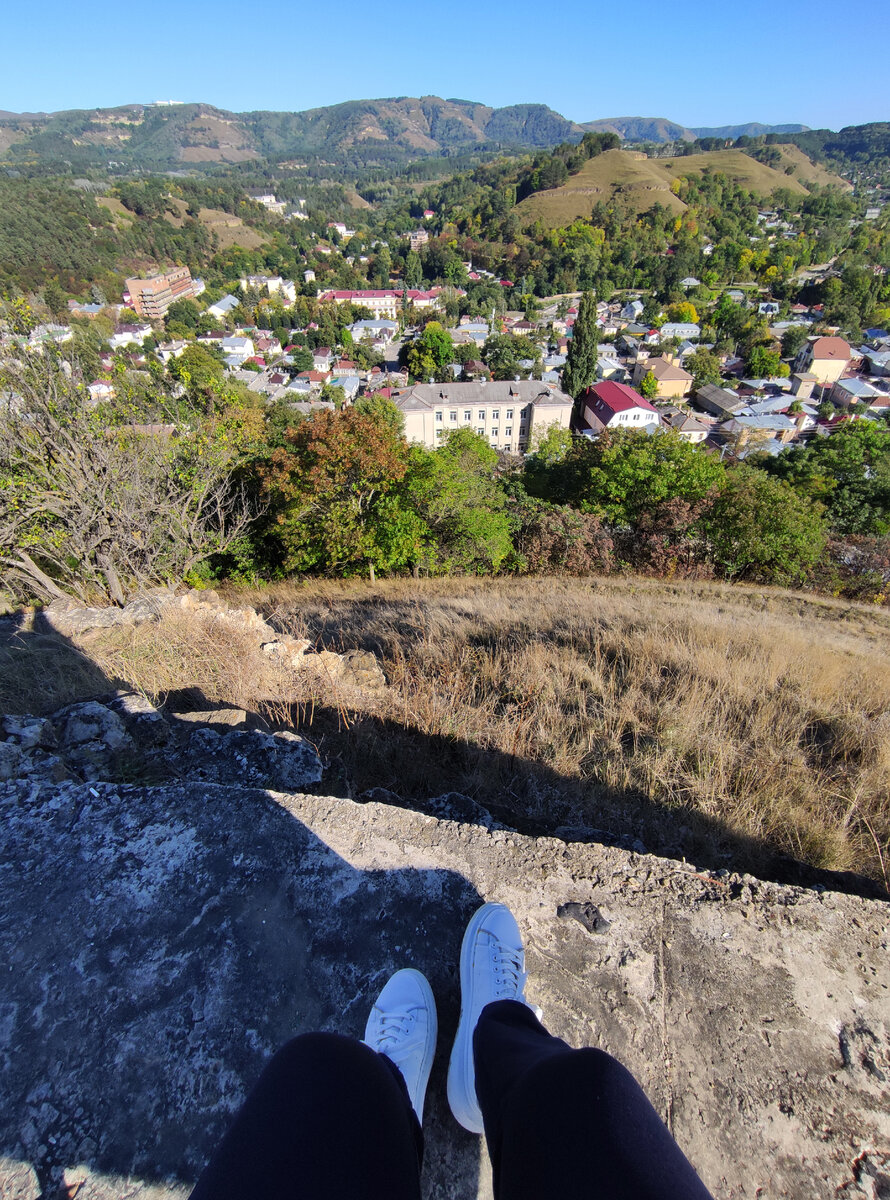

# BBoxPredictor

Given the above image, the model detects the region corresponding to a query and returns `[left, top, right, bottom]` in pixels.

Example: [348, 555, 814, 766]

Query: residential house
[659, 322, 701, 341]
[694, 383, 746, 418]
[207, 294, 240, 320]
[109, 323, 152, 350]
[67, 301, 103, 319]
[632, 355, 693, 399]
[721, 413, 799, 449]
[87, 380, 114, 402]
[831, 377, 885, 408]
[596, 353, 628, 383]
[578, 381, 660, 434]
[221, 336, 255, 363]
[620, 299, 644, 321]
[790, 372, 819, 401]
[28, 323, 73, 347]
[408, 230, 429, 252]
[863, 349, 890, 377]
[350, 318, 399, 344]
[155, 339, 188, 363]
[680, 276, 701, 289]
[659, 407, 709, 443]
[332, 375, 361, 401]
[795, 336, 852, 386]
[392, 380, 572, 453]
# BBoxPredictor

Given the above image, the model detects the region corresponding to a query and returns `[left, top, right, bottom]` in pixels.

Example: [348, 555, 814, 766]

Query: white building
[392, 380, 573, 453]
[207, 294, 240, 320]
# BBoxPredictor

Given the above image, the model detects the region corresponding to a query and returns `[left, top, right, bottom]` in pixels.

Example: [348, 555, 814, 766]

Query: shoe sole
[447, 902, 505, 1134]
[402, 968, 437, 1123]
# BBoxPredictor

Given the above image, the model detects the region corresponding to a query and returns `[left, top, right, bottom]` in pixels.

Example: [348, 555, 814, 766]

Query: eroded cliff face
[0, 779, 887, 1200]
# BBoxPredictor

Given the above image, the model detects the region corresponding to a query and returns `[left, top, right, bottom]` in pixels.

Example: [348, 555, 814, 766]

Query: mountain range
[0, 97, 814, 171]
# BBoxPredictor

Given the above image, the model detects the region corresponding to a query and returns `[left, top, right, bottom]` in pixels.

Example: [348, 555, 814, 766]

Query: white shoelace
[371, 1007, 423, 1059]
[492, 945, 527, 1000]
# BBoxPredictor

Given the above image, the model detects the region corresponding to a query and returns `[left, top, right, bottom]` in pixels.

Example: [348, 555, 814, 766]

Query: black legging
[190, 999, 714, 1200]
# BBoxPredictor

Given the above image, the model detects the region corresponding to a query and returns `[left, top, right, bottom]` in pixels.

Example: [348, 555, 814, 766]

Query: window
[491, 428, 498, 437]
[436, 429, 444, 438]
[505, 427, 512, 436]
[449, 411, 457, 422]
[477, 427, 485, 436]
[477, 410, 486, 421]
[463, 410, 471, 421]
[505, 408, 513, 419]
[435, 411, 443, 422]
[519, 424, 526, 435]
[491, 409, 499, 419]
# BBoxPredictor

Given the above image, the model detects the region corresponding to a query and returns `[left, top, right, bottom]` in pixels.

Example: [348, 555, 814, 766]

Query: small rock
[1, 716, 57, 751]
[54, 702, 132, 753]
[557, 901, 612, 935]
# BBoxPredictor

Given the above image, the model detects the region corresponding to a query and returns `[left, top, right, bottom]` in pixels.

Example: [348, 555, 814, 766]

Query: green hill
[514, 146, 846, 228]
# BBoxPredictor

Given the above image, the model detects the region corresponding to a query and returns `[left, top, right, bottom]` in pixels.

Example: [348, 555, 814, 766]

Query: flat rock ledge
[0, 782, 887, 1200]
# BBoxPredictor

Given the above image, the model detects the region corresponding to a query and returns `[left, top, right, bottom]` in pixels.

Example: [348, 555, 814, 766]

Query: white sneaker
[363, 968, 437, 1124]
[447, 903, 531, 1134]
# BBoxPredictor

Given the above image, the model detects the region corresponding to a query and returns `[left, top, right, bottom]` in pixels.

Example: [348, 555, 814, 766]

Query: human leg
[190, 969, 436, 1200]
[189, 1032, 423, 1200]
[474, 999, 714, 1200]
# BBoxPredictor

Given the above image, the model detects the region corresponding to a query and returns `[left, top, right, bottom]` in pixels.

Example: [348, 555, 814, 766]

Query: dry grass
[3, 575, 889, 894]
[514, 147, 822, 230]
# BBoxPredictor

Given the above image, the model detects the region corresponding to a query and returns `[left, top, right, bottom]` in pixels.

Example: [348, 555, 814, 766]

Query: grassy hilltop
[515, 146, 850, 226]
[6, 574, 888, 895]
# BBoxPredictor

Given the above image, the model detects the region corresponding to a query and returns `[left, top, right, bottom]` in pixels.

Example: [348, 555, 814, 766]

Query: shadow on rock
[0, 780, 485, 1199]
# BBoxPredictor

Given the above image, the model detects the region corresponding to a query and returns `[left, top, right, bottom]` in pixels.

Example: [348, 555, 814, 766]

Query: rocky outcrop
[39, 589, 387, 691]
[0, 782, 886, 1200]
[0, 696, 322, 792]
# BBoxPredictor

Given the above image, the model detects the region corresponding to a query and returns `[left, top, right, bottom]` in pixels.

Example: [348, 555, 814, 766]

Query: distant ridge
[0, 96, 832, 170]
[580, 116, 811, 144]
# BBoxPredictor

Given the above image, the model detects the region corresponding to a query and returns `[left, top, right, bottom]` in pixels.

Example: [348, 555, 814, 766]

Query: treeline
[3, 355, 889, 606]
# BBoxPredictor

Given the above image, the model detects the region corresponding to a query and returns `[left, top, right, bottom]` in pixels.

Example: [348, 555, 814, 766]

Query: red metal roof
[583, 381, 658, 416]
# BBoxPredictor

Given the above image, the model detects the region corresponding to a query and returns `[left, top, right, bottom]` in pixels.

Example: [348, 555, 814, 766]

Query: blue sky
[4, 0, 887, 130]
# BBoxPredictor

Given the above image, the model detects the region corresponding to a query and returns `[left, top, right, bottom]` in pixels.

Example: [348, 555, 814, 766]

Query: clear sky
[4, 0, 886, 131]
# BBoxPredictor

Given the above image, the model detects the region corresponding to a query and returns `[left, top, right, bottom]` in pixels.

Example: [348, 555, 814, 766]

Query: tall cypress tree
[562, 290, 599, 399]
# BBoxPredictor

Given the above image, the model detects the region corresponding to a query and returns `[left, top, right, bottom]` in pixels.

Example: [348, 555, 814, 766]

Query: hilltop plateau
[514, 145, 849, 226]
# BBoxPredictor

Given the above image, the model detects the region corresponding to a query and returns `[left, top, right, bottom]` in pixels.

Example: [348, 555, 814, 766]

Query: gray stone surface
[0, 783, 887, 1200]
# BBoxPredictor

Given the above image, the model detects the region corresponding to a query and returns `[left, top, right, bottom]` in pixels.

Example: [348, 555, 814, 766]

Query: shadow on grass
[273, 702, 889, 903]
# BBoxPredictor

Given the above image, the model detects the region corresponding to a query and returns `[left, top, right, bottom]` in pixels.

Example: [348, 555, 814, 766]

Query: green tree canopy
[766, 421, 890, 536]
[261, 408, 426, 577]
[405, 428, 512, 573]
[531, 428, 725, 527]
[700, 466, 827, 584]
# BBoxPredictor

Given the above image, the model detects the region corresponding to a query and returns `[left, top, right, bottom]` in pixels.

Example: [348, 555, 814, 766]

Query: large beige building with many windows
[125, 267, 201, 319]
[392, 380, 573, 454]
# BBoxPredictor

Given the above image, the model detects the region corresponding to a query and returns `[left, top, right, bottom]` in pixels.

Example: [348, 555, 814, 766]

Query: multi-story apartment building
[318, 289, 448, 319]
[392, 380, 573, 454]
[124, 267, 201, 319]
